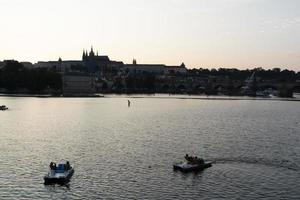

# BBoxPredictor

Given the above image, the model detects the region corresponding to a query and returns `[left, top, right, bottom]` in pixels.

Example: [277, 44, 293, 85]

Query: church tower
[82, 49, 86, 60]
[89, 46, 95, 57]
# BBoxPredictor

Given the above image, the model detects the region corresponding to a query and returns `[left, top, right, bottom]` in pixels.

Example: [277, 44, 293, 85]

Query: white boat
[44, 161, 74, 184]
[173, 161, 212, 172]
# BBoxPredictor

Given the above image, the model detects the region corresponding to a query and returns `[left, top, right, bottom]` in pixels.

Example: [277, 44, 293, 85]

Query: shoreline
[0, 94, 104, 98]
[0, 93, 299, 102]
[105, 94, 300, 102]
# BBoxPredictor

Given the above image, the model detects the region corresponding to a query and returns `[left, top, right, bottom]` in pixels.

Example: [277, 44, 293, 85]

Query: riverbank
[105, 94, 300, 102]
[0, 94, 104, 98]
[1, 93, 299, 101]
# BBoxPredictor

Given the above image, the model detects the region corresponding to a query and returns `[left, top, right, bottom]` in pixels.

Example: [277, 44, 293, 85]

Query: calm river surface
[0, 96, 299, 199]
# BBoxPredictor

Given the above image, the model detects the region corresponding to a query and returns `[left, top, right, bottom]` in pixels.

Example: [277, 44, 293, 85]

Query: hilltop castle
[35, 47, 123, 73]
[34, 47, 187, 75]
[81, 47, 123, 73]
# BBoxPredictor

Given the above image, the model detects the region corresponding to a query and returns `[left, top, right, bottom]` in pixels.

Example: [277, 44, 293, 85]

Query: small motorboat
[0, 105, 8, 111]
[173, 155, 212, 172]
[44, 161, 74, 184]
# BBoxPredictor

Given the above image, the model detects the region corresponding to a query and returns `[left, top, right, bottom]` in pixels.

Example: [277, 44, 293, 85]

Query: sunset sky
[0, 0, 299, 71]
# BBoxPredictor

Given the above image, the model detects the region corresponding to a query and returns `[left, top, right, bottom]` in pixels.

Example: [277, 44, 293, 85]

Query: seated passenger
[185, 154, 189, 160]
[66, 161, 70, 170]
[199, 158, 204, 164]
[49, 162, 56, 170]
[195, 158, 204, 164]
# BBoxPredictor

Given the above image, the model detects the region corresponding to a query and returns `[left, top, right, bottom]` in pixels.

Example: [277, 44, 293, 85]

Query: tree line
[0, 60, 298, 95]
[188, 67, 299, 82]
[0, 60, 62, 94]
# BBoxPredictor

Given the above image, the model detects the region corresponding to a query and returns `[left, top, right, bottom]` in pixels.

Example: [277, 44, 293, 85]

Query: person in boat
[185, 154, 192, 162]
[66, 161, 70, 170]
[49, 162, 56, 170]
[185, 154, 189, 160]
[185, 155, 205, 164]
[198, 158, 204, 164]
[185, 154, 196, 163]
[194, 157, 204, 164]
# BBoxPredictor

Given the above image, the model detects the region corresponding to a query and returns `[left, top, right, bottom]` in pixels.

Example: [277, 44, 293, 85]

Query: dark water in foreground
[0, 97, 299, 199]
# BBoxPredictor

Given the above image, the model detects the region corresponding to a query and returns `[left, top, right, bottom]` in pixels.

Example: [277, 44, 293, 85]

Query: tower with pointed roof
[89, 46, 95, 57]
[82, 49, 86, 60]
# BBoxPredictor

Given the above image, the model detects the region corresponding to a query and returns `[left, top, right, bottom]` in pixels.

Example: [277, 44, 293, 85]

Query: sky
[0, 0, 299, 71]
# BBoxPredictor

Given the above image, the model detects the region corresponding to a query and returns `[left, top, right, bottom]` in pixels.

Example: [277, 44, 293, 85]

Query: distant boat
[173, 155, 212, 172]
[173, 161, 212, 172]
[241, 72, 256, 96]
[44, 161, 74, 184]
[256, 91, 271, 97]
[256, 88, 274, 97]
[0, 105, 8, 111]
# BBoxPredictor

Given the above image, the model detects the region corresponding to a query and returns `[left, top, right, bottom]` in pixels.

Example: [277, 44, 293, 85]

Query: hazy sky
[0, 0, 299, 70]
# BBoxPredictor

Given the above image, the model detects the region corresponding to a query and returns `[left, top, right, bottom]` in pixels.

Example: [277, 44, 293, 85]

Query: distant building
[123, 59, 187, 75]
[164, 63, 188, 75]
[62, 72, 95, 96]
[35, 61, 60, 70]
[82, 47, 123, 73]
[60, 60, 85, 72]
[20, 62, 34, 69]
[34, 47, 123, 73]
[123, 64, 165, 74]
[0, 61, 4, 69]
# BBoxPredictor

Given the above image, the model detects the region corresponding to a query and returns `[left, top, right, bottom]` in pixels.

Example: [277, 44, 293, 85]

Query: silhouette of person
[128, 100, 131, 107]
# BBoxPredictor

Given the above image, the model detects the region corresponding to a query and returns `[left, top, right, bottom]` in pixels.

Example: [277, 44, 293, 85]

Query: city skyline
[1, 0, 300, 71]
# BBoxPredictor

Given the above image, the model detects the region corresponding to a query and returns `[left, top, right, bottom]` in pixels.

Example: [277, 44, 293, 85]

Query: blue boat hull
[44, 169, 74, 185]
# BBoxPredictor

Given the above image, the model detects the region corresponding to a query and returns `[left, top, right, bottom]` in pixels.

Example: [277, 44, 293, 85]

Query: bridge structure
[156, 75, 300, 94]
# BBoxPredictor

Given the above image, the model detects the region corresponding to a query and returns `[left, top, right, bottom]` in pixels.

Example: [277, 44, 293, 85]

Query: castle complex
[34, 47, 187, 75]
[33, 47, 187, 95]
[0, 49, 298, 97]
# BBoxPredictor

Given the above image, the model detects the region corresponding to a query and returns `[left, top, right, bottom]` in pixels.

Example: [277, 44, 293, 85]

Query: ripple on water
[211, 157, 299, 171]
[204, 162, 300, 199]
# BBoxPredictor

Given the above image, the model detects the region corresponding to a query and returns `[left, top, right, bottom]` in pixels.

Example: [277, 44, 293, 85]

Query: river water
[0, 96, 299, 199]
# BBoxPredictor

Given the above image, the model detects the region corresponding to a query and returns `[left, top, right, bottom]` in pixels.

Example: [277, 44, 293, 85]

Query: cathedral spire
[82, 49, 86, 60]
[90, 46, 95, 56]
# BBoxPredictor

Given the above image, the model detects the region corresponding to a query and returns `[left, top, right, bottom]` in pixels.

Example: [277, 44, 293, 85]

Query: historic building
[164, 63, 188, 75]
[34, 47, 123, 73]
[123, 59, 187, 75]
[82, 47, 123, 73]
[62, 72, 96, 96]
[34, 47, 187, 75]
[35, 59, 84, 72]
[31, 47, 188, 94]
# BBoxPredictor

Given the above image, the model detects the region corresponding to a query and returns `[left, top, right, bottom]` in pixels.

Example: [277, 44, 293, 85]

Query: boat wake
[209, 157, 299, 171]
